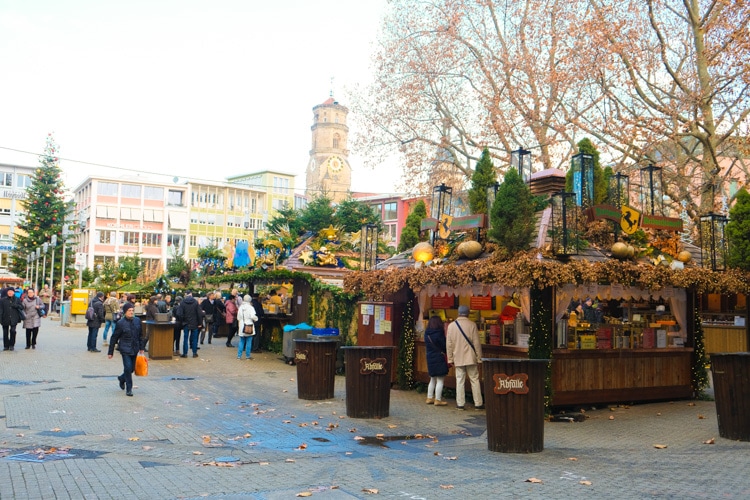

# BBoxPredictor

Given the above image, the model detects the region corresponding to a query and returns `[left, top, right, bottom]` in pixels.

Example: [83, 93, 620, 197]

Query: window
[121, 231, 140, 246]
[273, 177, 289, 194]
[120, 207, 142, 220]
[0, 173, 12, 187]
[251, 197, 256, 213]
[384, 202, 397, 221]
[168, 190, 184, 206]
[143, 209, 164, 222]
[272, 198, 288, 210]
[96, 205, 118, 219]
[121, 184, 141, 198]
[371, 203, 382, 216]
[15, 174, 31, 188]
[207, 214, 216, 225]
[142, 233, 162, 247]
[333, 135, 339, 148]
[96, 230, 115, 244]
[0, 208, 11, 215]
[167, 234, 184, 252]
[144, 186, 164, 200]
[97, 182, 118, 196]
[189, 235, 197, 246]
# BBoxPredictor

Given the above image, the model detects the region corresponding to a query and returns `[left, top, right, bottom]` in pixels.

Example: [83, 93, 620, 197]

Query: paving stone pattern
[0, 318, 748, 499]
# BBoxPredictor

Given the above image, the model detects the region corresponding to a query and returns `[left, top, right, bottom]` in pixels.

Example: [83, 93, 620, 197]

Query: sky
[0, 0, 401, 196]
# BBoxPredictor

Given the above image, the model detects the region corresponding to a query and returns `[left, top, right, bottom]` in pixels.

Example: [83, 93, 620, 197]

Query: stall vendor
[500, 292, 522, 322]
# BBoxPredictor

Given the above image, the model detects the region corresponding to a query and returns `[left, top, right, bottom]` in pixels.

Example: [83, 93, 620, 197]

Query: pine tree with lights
[10, 134, 69, 283]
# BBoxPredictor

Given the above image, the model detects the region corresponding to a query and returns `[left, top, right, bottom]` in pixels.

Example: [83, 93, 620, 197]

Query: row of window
[96, 230, 184, 248]
[189, 213, 264, 229]
[95, 206, 165, 222]
[0, 172, 33, 189]
[370, 202, 398, 221]
[190, 191, 261, 212]
[188, 235, 251, 248]
[97, 182, 184, 205]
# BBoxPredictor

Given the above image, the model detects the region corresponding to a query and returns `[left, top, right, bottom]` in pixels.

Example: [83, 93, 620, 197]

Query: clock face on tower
[326, 156, 344, 173]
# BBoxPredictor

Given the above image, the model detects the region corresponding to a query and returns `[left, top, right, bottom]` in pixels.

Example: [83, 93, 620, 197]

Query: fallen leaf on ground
[703, 438, 715, 444]
[192, 451, 203, 455]
[653, 444, 668, 449]
[296, 493, 312, 498]
[286, 458, 295, 463]
[526, 478, 543, 483]
[443, 456, 457, 460]
[698, 415, 705, 419]
[580, 480, 592, 486]
[296, 443, 307, 450]
[50, 428, 61, 432]
[354, 436, 365, 441]
[202, 435, 211, 443]
[568, 457, 578, 461]
[440, 485, 454, 489]
[349, 428, 357, 433]
[609, 416, 615, 420]
[283, 420, 292, 424]
[282, 390, 288, 393]
[128, 437, 140, 441]
[388, 424, 397, 429]
[376, 433, 384, 438]
[687, 402, 695, 406]
[142, 446, 154, 451]
[362, 488, 379, 494]
[259, 461, 269, 465]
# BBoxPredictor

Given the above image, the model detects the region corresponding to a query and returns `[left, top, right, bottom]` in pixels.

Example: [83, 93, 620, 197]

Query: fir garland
[691, 306, 710, 395]
[529, 287, 553, 414]
[396, 296, 416, 389]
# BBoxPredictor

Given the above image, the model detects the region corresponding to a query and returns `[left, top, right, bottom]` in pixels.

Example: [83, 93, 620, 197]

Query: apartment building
[226, 170, 296, 219]
[0, 163, 35, 271]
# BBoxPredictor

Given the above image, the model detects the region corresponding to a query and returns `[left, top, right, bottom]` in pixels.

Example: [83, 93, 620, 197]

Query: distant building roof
[530, 168, 566, 180]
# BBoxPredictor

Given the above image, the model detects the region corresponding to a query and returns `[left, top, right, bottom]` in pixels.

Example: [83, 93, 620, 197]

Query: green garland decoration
[529, 287, 553, 414]
[691, 305, 710, 395]
[397, 296, 416, 389]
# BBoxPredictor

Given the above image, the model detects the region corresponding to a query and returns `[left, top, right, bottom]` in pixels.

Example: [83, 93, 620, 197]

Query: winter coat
[108, 316, 145, 356]
[446, 317, 482, 367]
[171, 298, 183, 328]
[145, 303, 159, 321]
[224, 298, 238, 325]
[424, 327, 449, 377]
[201, 298, 216, 322]
[103, 297, 119, 321]
[237, 302, 258, 337]
[22, 295, 44, 329]
[177, 296, 203, 330]
[86, 297, 106, 328]
[0, 295, 24, 326]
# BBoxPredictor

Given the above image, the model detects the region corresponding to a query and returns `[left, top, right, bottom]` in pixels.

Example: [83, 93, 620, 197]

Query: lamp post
[34, 247, 41, 291]
[487, 182, 500, 217]
[700, 212, 728, 271]
[26, 254, 31, 284]
[609, 172, 630, 209]
[42, 242, 49, 291]
[511, 147, 532, 184]
[49, 235, 57, 302]
[60, 224, 70, 323]
[551, 191, 578, 257]
[571, 153, 594, 208]
[360, 224, 380, 271]
[431, 183, 453, 244]
[640, 164, 663, 216]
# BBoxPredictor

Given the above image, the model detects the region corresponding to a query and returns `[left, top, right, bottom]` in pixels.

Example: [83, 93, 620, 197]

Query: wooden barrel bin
[294, 339, 338, 400]
[342, 346, 395, 418]
[711, 353, 750, 441]
[482, 358, 549, 453]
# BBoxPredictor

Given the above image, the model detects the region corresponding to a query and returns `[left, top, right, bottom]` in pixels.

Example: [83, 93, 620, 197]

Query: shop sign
[438, 214, 453, 239]
[1, 190, 26, 199]
[431, 294, 456, 309]
[641, 214, 683, 232]
[359, 357, 388, 375]
[420, 214, 487, 234]
[620, 206, 641, 235]
[493, 373, 529, 395]
[587, 204, 621, 223]
[470, 295, 494, 310]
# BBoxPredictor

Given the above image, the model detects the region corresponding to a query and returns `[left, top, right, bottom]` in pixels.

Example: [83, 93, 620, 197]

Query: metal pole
[34, 248, 40, 291]
[60, 239, 67, 325]
[42, 253, 47, 290]
[49, 235, 57, 303]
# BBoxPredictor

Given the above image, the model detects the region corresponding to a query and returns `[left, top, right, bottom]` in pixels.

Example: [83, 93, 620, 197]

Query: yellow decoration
[438, 214, 453, 240]
[457, 240, 483, 260]
[620, 206, 641, 234]
[412, 242, 435, 263]
[320, 225, 339, 241]
[677, 251, 692, 263]
[611, 242, 629, 259]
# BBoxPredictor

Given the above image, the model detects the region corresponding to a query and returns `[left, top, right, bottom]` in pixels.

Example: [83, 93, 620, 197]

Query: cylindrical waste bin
[711, 353, 750, 441]
[342, 346, 394, 418]
[482, 358, 549, 453]
[294, 338, 338, 400]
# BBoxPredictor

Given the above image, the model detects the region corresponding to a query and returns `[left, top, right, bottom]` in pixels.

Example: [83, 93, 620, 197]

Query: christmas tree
[11, 134, 69, 286]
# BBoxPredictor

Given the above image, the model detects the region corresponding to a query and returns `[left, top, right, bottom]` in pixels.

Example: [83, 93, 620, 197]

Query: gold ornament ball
[677, 250, 692, 263]
[412, 242, 435, 263]
[457, 240, 483, 260]
[611, 242, 629, 259]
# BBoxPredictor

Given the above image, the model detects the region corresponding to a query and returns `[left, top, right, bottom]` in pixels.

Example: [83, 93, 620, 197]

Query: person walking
[200, 291, 216, 344]
[224, 292, 238, 348]
[172, 295, 183, 355]
[178, 290, 204, 358]
[102, 292, 119, 346]
[86, 292, 106, 352]
[107, 302, 145, 397]
[237, 295, 258, 360]
[0, 287, 24, 351]
[22, 288, 45, 349]
[424, 315, 449, 406]
[250, 293, 265, 353]
[446, 305, 484, 410]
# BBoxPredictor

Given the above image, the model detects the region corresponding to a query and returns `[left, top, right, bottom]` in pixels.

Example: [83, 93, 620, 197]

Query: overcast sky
[0, 0, 401, 195]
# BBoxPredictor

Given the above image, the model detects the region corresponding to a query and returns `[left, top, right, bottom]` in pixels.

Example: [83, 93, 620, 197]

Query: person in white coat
[237, 295, 258, 360]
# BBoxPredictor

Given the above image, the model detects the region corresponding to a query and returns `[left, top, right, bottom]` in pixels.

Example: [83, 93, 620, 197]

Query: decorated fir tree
[467, 148, 497, 215]
[488, 167, 536, 253]
[11, 135, 69, 282]
[726, 188, 750, 270]
[397, 200, 427, 252]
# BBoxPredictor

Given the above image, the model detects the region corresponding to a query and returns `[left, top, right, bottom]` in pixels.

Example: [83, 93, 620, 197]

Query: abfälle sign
[493, 373, 530, 395]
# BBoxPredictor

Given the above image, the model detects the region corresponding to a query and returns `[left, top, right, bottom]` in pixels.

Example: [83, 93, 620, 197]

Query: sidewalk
[0, 317, 748, 499]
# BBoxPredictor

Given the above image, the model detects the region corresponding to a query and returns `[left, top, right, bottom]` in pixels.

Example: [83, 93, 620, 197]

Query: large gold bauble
[457, 240, 483, 260]
[611, 242, 629, 259]
[677, 250, 692, 263]
[412, 242, 435, 263]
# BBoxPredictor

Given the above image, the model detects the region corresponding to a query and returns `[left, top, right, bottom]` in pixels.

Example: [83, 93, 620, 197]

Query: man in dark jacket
[86, 292, 106, 352]
[250, 293, 265, 352]
[0, 287, 24, 351]
[107, 302, 145, 396]
[200, 291, 216, 344]
[178, 290, 204, 358]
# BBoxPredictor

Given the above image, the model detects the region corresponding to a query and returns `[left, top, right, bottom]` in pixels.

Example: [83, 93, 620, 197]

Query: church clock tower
[306, 96, 352, 203]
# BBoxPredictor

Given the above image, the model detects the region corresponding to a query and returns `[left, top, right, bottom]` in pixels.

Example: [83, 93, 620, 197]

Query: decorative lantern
[571, 153, 594, 208]
[360, 223, 380, 271]
[550, 191, 578, 257]
[431, 183, 453, 244]
[486, 182, 500, 216]
[640, 164, 663, 216]
[608, 172, 630, 209]
[699, 212, 728, 271]
[511, 147, 532, 184]
[412, 241, 435, 266]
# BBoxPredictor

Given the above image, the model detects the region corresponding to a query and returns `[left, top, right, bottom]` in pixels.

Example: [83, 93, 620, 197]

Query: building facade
[0, 163, 35, 272]
[306, 97, 352, 203]
[226, 170, 295, 224]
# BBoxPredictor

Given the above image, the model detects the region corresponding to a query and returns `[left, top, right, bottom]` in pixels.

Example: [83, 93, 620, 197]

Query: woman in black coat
[424, 315, 449, 406]
[107, 302, 146, 397]
[0, 287, 24, 351]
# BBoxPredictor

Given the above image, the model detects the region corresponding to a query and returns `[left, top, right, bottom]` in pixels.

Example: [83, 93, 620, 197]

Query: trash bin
[283, 327, 312, 364]
[294, 338, 338, 400]
[342, 346, 394, 418]
[60, 301, 71, 326]
[482, 358, 549, 453]
[711, 353, 750, 441]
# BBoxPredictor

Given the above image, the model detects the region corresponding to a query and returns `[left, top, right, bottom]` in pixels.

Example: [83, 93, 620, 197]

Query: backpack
[85, 305, 96, 321]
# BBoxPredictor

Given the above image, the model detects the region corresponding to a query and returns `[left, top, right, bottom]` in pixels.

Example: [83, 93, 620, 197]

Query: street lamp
[487, 182, 500, 217]
[608, 172, 630, 209]
[431, 183, 453, 244]
[571, 153, 594, 208]
[511, 147, 532, 184]
[60, 224, 71, 322]
[42, 242, 49, 291]
[550, 191, 578, 257]
[49, 235, 57, 301]
[360, 224, 380, 271]
[26, 253, 31, 284]
[700, 212, 728, 271]
[640, 164, 663, 216]
[34, 247, 41, 291]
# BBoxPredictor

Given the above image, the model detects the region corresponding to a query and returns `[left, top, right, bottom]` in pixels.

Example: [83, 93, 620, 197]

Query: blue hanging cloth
[234, 240, 250, 268]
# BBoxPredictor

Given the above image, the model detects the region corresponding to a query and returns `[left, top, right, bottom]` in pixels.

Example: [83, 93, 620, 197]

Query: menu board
[431, 294, 456, 309]
[470, 295, 494, 310]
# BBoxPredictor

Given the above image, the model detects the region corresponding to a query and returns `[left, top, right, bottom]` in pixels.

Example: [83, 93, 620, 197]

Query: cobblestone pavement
[0, 318, 747, 499]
